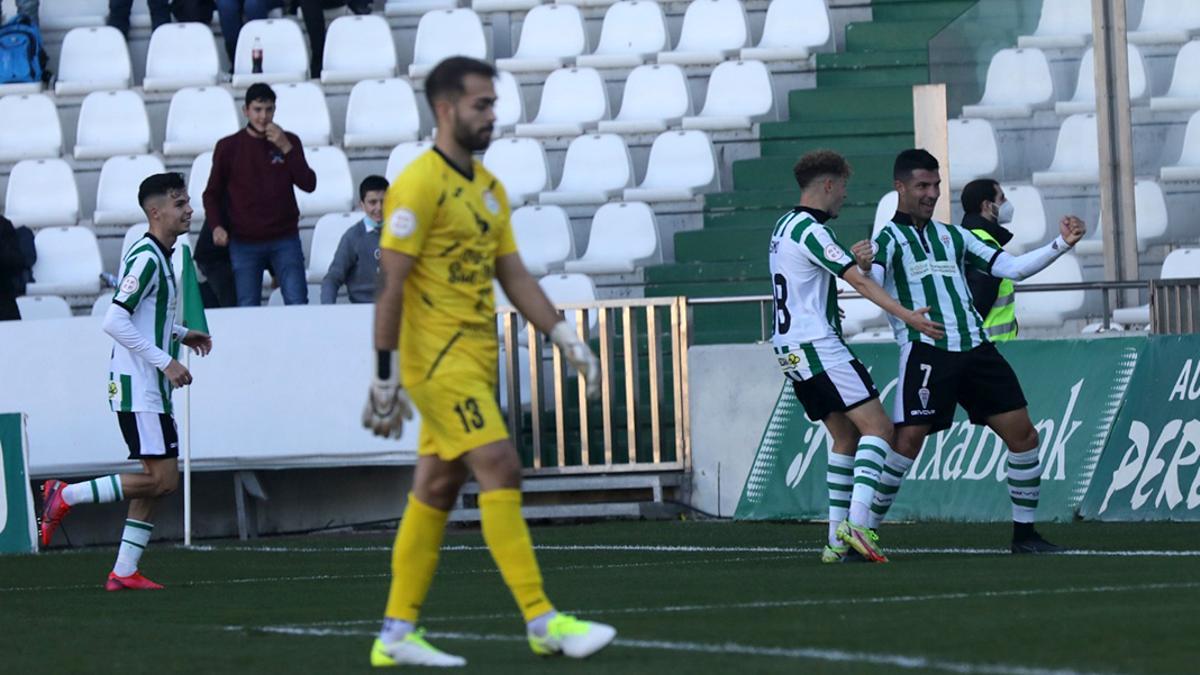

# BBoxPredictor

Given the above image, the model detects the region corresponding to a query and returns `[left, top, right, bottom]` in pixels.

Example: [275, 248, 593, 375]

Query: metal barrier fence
[1151, 279, 1200, 335]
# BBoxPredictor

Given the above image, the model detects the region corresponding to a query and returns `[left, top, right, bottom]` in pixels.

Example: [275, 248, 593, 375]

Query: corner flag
[180, 244, 208, 334]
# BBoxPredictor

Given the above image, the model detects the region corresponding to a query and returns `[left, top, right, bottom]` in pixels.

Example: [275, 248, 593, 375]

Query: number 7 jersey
[767, 208, 859, 380]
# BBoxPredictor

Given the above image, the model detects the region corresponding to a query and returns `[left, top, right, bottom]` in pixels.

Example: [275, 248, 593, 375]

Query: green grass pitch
[3, 520, 1198, 673]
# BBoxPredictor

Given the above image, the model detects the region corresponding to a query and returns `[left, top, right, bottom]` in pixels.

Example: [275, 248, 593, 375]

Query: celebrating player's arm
[844, 239, 943, 340]
[970, 215, 1085, 281]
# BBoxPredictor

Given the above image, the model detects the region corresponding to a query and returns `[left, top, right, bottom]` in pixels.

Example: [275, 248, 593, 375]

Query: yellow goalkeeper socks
[479, 489, 554, 622]
[383, 493, 449, 623]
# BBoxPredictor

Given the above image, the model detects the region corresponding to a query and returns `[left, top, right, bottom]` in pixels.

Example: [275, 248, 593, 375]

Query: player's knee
[864, 418, 894, 441]
[1013, 426, 1040, 453]
[154, 472, 179, 497]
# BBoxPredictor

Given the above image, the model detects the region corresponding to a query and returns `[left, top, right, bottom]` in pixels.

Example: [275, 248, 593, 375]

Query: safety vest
[970, 228, 1018, 342]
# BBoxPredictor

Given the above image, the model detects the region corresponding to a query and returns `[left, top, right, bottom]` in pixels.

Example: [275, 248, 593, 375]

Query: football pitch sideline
[3, 520, 1197, 674]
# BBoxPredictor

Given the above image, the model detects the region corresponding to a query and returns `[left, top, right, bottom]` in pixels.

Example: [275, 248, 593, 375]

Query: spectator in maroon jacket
[202, 83, 316, 306]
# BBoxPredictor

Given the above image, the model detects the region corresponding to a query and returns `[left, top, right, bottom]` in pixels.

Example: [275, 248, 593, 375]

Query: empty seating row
[1019, 0, 1200, 48]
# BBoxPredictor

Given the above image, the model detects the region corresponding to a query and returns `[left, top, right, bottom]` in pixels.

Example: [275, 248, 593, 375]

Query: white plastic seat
[497, 4, 588, 73]
[25, 226, 102, 296]
[54, 26, 131, 95]
[597, 64, 690, 134]
[143, 23, 220, 92]
[4, 160, 80, 228]
[91, 293, 114, 317]
[307, 212, 363, 283]
[482, 137, 549, 207]
[343, 79, 420, 148]
[741, 0, 830, 61]
[1113, 248, 1200, 325]
[682, 59, 774, 130]
[511, 205, 575, 275]
[538, 273, 598, 335]
[473, 0, 538, 11]
[873, 191, 898, 238]
[94, 155, 167, 225]
[1160, 109, 1200, 181]
[1075, 180, 1169, 255]
[1151, 42, 1200, 112]
[163, 87, 239, 156]
[657, 0, 749, 66]
[120, 224, 191, 283]
[494, 70, 524, 131]
[624, 130, 717, 202]
[539, 134, 633, 205]
[386, 140, 434, 180]
[296, 146, 353, 217]
[408, 9, 487, 79]
[385, 0, 458, 17]
[231, 19, 309, 87]
[321, 15, 398, 84]
[564, 201, 661, 274]
[556, 0, 620, 7]
[947, 118, 999, 189]
[576, 1, 668, 69]
[835, 277, 886, 336]
[1017, 0, 1092, 49]
[1055, 46, 1148, 115]
[961, 48, 1054, 119]
[514, 67, 609, 137]
[1032, 114, 1099, 186]
[17, 295, 73, 319]
[1129, 0, 1200, 45]
[272, 82, 332, 147]
[0, 94, 62, 161]
[41, 0, 108, 30]
[1000, 185, 1049, 254]
[1014, 254, 1085, 327]
[187, 152, 214, 223]
[74, 90, 151, 160]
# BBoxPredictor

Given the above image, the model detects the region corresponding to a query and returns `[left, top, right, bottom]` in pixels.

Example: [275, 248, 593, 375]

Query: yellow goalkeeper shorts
[408, 373, 510, 461]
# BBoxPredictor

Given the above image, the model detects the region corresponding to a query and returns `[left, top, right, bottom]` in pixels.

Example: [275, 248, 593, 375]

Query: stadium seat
[597, 64, 691, 134]
[682, 59, 774, 131]
[511, 205, 575, 275]
[473, 0, 538, 12]
[538, 273, 598, 335]
[163, 87, 239, 156]
[187, 152, 213, 223]
[539, 134, 633, 205]
[119, 223, 191, 283]
[1113, 248, 1199, 325]
[408, 9, 488, 79]
[494, 70, 525, 131]
[514, 67, 609, 137]
[1055, 46, 1148, 115]
[1160, 110, 1200, 181]
[91, 293, 114, 317]
[1017, 0, 1092, 49]
[385, 0, 457, 17]
[835, 277, 886, 336]
[482, 137, 550, 207]
[40, 0, 107, 30]
[16, 295, 73, 320]
[1151, 41, 1200, 111]
[54, 26, 131, 95]
[961, 48, 1055, 119]
[1075, 180, 1169, 254]
[1032, 114, 1099, 186]
[25, 226, 103, 296]
[321, 15, 398, 85]
[0, 94, 62, 161]
[556, 0, 621, 7]
[343, 79, 421, 148]
[740, 0, 831, 61]
[624, 130, 717, 202]
[1001, 185, 1049, 254]
[947, 118, 999, 189]
[873, 190, 898, 237]
[272, 82, 332, 147]
[386, 140, 434, 180]
[94, 155, 166, 225]
[1014, 253, 1085, 327]
[295, 146, 353, 217]
[576, 1, 669, 69]
[306, 212, 363, 283]
[1128, 0, 1200, 45]
[497, 4, 588, 73]
[143, 23, 220, 92]
[564, 201, 661, 273]
[657, 0, 749, 66]
[73, 90, 151, 160]
[4, 159, 80, 229]
[232, 19, 309, 87]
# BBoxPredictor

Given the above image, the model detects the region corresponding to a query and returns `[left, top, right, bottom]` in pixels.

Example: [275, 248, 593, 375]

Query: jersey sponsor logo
[823, 244, 845, 262]
[119, 274, 140, 295]
[908, 261, 959, 278]
[909, 408, 936, 416]
[482, 190, 501, 215]
[108, 380, 121, 402]
[388, 208, 417, 238]
[769, 240, 779, 254]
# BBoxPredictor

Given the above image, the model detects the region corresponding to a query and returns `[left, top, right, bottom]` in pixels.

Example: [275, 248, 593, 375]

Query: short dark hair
[138, 172, 186, 208]
[893, 148, 940, 181]
[359, 175, 389, 202]
[792, 150, 852, 191]
[424, 56, 497, 110]
[961, 178, 1000, 215]
[245, 82, 276, 106]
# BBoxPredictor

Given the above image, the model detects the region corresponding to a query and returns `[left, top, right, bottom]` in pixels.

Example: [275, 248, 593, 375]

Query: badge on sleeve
[120, 274, 140, 295]
[483, 191, 501, 215]
[388, 208, 417, 238]
[824, 244, 844, 262]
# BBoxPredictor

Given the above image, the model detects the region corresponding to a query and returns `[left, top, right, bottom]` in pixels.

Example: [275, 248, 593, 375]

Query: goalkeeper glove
[362, 350, 414, 438]
[549, 321, 600, 400]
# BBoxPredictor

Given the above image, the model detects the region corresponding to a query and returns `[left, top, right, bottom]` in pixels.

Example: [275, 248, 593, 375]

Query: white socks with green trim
[868, 449, 914, 530]
[113, 519, 153, 577]
[826, 453, 854, 546]
[1006, 448, 1042, 523]
[62, 475, 124, 505]
[850, 436, 891, 527]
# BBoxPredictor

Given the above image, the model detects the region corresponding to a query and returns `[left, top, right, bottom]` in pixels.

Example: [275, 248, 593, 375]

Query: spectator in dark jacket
[961, 178, 1016, 322]
[107, 0, 170, 36]
[215, 0, 278, 67]
[321, 175, 386, 304]
[202, 82, 316, 306]
[0, 215, 35, 321]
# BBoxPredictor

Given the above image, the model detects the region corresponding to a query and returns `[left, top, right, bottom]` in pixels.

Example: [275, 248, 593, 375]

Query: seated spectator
[108, 0, 171, 37]
[321, 175, 387, 304]
[1, 1, 39, 24]
[287, 0, 374, 78]
[215, 0, 279, 68]
[0, 215, 36, 321]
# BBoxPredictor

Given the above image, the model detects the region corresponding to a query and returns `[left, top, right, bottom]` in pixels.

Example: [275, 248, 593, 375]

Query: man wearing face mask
[961, 178, 1017, 342]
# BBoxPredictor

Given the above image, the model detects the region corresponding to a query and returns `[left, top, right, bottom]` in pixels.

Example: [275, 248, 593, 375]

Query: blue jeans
[215, 0, 280, 63]
[229, 235, 308, 307]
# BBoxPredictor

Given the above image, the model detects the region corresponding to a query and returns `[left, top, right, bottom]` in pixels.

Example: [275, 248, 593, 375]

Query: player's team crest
[918, 386, 931, 409]
[823, 244, 842, 262]
[483, 190, 501, 215]
[941, 234, 951, 246]
[119, 274, 140, 295]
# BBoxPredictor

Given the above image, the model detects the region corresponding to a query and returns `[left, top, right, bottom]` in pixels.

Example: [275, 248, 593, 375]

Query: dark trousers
[197, 257, 238, 309]
[107, 0, 172, 36]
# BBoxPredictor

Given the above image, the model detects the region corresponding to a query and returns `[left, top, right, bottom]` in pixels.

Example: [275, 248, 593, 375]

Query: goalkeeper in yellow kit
[361, 56, 616, 667]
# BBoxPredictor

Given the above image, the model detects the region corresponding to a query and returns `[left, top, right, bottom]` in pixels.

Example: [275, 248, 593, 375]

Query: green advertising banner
[736, 339, 1143, 522]
[0, 413, 37, 554]
[1080, 336, 1200, 521]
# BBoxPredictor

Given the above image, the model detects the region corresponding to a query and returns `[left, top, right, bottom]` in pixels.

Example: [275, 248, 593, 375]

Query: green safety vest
[970, 228, 1018, 342]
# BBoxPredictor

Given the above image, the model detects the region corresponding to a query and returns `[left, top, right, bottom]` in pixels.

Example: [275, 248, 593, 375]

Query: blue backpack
[0, 16, 44, 85]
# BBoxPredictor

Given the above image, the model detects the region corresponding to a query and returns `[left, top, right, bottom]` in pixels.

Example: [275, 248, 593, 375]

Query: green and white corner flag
[180, 244, 209, 335]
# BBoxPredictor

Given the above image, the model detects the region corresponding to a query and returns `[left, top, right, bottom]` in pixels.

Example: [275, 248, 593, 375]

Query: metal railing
[1151, 279, 1200, 334]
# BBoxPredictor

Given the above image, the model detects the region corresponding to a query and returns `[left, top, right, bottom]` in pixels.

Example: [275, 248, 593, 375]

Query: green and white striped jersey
[108, 235, 179, 414]
[768, 207, 858, 379]
[872, 213, 1003, 352]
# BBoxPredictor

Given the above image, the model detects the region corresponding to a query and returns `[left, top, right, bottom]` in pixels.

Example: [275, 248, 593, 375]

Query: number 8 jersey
[767, 207, 859, 381]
